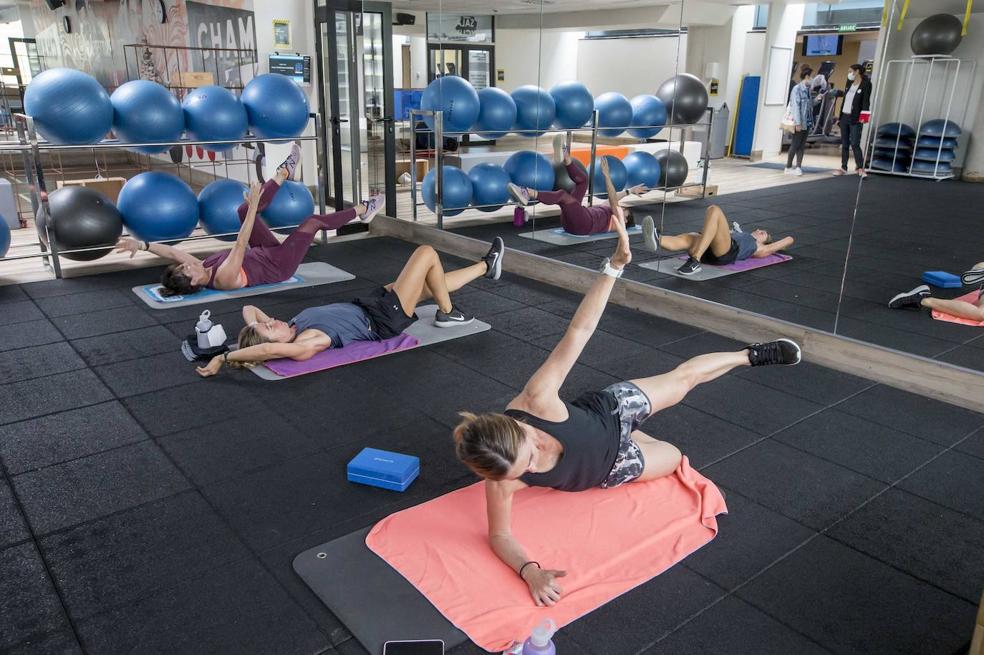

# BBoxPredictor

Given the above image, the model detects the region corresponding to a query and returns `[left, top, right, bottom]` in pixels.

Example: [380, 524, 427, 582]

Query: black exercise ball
[39, 186, 123, 261]
[655, 74, 709, 125]
[654, 149, 689, 188]
[553, 159, 588, 194]
[911, 14, 963, 56]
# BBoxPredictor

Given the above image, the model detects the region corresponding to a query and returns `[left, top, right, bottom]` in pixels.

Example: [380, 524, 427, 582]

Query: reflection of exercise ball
[468, 163, 510, 212]
[182, 85, 248, 152]
[118, 172, 199, 242]
[913, 147, 956, 162]
[594, 92, 632, 138]
[654, 149, 689, 188]
[511, 86, 556, 137]
[656, 74, 709, 125]
[39, 187, 123, 261]
[241, 74, 310, 139]
[550, 81, 594, 129]
[420, 76, 480, 134]
[553, 159, 588, 194]
[911, 159, 952, 175]
[591, 155, 627, 198]
[874, 137, 913, 150]
[504, 150, 555, 191]
[474, 87, 516, 139]
[628, 95, 667, 138]
[422, 166, 473, 216]
[198, 179, 248, 241]
[871, 157, 909, 173]
[876, 122, 916, 139]
[916, 135, 958, 149]
[0, 219, 8, 258]
[911, 14, 964, 56]
[110, 80, 184, 154]
[261, 180, 315, 228]
[873, 148, 911, 162]
[623, 151, 661, 188]
[919, 119, 962, 137]
[24, 68, 113, 144]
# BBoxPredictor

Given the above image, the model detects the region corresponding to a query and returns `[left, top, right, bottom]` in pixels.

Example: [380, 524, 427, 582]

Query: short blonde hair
[228, 323, 270, 370]
[452, 412, 526, 480]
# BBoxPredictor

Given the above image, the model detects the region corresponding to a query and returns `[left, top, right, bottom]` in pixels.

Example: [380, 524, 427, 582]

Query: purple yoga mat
[677, 253, 792, 270]
[264, 333, 420, 378]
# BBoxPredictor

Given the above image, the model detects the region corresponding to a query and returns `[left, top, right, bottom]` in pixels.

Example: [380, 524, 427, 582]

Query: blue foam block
[922, 271, 962, 288]
[347, 448, 420, 492]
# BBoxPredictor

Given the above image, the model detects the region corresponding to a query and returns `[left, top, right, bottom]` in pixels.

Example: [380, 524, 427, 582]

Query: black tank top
[505, 391, 621, 492]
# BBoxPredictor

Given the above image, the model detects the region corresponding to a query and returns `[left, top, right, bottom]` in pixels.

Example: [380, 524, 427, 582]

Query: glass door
[362, 2, 396, 215]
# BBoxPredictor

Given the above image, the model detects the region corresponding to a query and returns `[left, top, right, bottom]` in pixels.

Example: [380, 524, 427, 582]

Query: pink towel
[677, 253, 793, 271]
[931, 291, 984, 326]
[264, 333, 420, 377]
[366, 456, 727, 652]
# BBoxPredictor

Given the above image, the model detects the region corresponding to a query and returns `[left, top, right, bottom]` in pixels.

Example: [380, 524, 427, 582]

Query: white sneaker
[783, 167, 795, 175]
[507, 183, 531, 206]
[360, 194, 383, 223]
[642, 215, 659, 253]
[792, 167, 803, 176]
[551, 134, 568, 164]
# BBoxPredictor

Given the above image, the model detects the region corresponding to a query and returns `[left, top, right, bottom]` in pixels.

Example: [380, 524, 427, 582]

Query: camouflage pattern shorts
[600, 381, 653, 488]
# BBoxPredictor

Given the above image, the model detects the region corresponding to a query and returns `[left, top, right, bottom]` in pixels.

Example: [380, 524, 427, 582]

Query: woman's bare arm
[214, 183, 263, 287]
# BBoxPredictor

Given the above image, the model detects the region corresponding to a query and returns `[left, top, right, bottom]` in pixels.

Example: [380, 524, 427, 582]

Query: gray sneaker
[483, 237, 504, 280]
[507, 183, 531, 206]
[888, 285, 930, 309]
[642, 215, 659, 253]
[434, 306, 474, 328]
[279, 141, 302, 180]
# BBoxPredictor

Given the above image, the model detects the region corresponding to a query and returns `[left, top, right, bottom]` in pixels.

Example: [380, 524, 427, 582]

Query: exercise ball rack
[408, 108, 714, 229]
[0, 110, 326, 279]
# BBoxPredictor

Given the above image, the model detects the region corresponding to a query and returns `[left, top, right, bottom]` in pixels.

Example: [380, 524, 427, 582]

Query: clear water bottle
[522, 619, 557, 655]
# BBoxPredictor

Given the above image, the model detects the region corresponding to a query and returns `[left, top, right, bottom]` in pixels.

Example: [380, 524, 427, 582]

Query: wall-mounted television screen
[802, 34, 843, 56]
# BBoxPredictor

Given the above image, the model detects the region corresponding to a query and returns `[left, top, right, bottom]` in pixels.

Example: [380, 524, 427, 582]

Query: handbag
[781, 102, 797, 133]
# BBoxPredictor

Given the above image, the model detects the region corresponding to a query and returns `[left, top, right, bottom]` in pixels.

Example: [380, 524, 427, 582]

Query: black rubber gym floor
[451, 174, 984, 371]
[1, 236, 982, 654]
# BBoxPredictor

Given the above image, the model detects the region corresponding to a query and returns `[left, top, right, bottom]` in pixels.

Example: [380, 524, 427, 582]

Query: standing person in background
[833, 63, 872, 178]
[784, 67, 814, 177]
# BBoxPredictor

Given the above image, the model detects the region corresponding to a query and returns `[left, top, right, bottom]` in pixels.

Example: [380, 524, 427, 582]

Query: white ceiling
[389, 0, 678, 14]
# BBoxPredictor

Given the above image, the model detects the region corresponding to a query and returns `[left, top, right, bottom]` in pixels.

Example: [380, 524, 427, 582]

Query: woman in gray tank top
[453, 203, 802, 608]
[640, 204, 795, 276]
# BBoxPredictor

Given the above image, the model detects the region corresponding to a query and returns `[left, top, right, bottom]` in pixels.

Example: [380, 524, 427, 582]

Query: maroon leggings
[535, 161, 612, 236]
[229, 179, 357, 284]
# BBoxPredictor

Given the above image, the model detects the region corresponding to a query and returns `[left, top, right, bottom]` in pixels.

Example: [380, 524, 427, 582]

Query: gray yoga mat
[517, 225, 642, 246]
[132, 262, 356, 309]
[293, 526, 468, 655]
[250, 305, 491, 380]
[638, 254, 793, 281]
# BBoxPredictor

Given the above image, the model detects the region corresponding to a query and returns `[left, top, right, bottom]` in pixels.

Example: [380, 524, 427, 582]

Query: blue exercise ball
[550, 81, 594, 129]
[468, 163, 510, 212]
[117, 172, 198, 242]
[595, 92, 632, 138]
[110, 80, 184, 154]
[182, 85, 248, 152]
[504, 150, 555, 191]
[241, 73, 310, 139]
[511, 85, 556, 137]
[422, 166, 473, 216]
[628, 95, 667, 139]
[420, 76, 480, 134]
[198, 179, 248, 241]
[0, 218, 8, 258]
[656, 74, 709, 125]
[654, 149, 689, 188]
[623, 151, 661, 188]
[261, 180, 315, 228]
[591, 155, 627, 198]
[877, 122, 916, 138]
[24, 68, 112, 144]
[474, 87, 516, 139]
[919, 119, 961, 137]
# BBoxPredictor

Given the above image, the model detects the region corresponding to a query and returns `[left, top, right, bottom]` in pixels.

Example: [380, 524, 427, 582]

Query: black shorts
[700, 238, 739, 266]
[352, 287, 417, 339]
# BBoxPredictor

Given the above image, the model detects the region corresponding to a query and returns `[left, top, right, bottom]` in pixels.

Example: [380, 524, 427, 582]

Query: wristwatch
[600, 257, 623, 278]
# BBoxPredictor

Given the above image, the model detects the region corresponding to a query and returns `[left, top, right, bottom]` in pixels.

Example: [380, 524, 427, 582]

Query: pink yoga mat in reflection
[264, 333, 420, 378]
[931, 291, 984, 327]
[366, 456, 727, 652]
[677, 253, 793, 271]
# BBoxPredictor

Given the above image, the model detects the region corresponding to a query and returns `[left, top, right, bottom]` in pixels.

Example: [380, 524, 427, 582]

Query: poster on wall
[273, 19, 291, 49]
[185, 0, 258, 87]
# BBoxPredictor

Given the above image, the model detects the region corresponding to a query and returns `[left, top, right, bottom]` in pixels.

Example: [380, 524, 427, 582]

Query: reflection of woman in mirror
[784, 67, 814, 176]
[889, 265, 984, 320]
[640, 205, 794, 276]
[832, 63, 872, 178]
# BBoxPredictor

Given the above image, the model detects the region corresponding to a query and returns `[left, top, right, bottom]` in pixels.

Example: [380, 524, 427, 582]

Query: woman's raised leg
[689, 205, 733, 260]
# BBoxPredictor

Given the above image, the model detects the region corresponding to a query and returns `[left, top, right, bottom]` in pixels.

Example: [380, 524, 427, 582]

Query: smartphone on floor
[382, 639, 445, 655]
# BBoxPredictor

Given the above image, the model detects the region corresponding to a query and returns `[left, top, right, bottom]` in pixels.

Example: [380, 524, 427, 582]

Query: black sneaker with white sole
[483, 236, 504, 280]
[434, 306, 474, 328]
[888, 285, 930, 309]
[677, 256, 702, 276]
[746, 338, 802, 367]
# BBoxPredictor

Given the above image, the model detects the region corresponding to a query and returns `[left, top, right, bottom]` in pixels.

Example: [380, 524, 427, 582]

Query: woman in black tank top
[453, 200, 803, 608]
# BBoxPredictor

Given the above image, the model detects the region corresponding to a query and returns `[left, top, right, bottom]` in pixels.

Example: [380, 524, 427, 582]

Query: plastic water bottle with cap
[522, 619, 557, 655]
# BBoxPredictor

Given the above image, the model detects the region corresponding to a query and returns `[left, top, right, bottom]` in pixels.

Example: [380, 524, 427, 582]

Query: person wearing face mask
[784, 67, 814, 176]
[833, 63, 872, 178]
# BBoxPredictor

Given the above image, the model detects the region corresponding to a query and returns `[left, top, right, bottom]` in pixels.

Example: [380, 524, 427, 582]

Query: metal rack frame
[407, 108, 713, 228]
[865, 54, 976, 181]
[2, 111, 326, 279]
